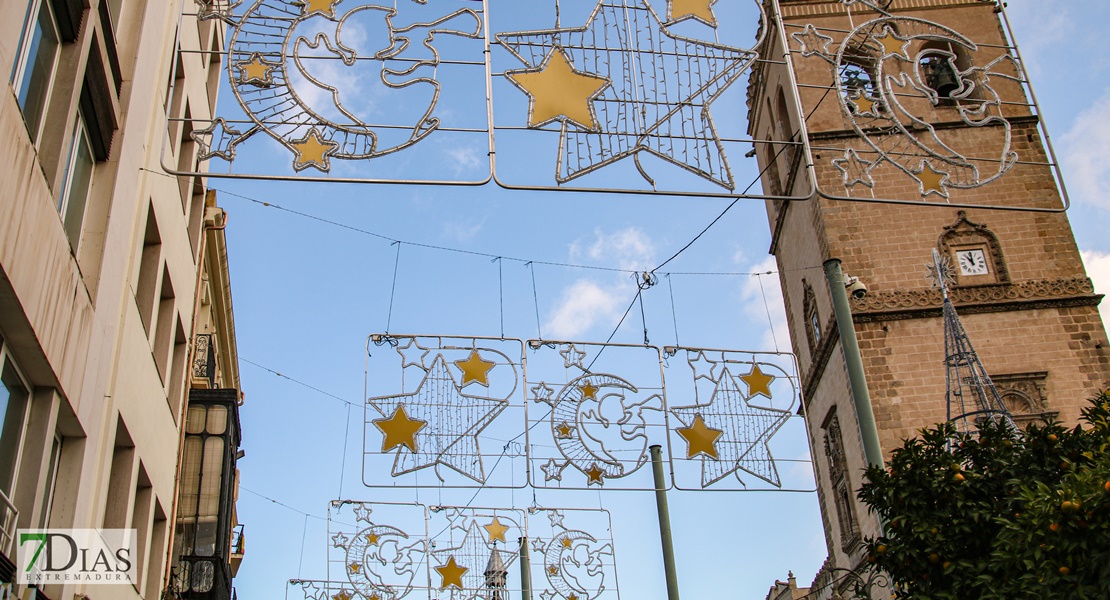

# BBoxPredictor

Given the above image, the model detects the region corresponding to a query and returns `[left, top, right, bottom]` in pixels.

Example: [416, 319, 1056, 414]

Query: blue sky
[209, 1, 1110, 599]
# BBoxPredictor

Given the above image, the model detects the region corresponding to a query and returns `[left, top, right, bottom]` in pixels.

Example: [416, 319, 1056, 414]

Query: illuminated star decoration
[555, 422, 574, 439]
[559, 344, 587, 369]
[832, 148, 876, 188]
[289, 127, 340, 172]
[505, 47, 611, 131]
[791, 24, 835, 63]
[675, 414, 723, 459]
[348, 562, 361, 574]
[531, 382, 555, 406]
[235, 52, 278, 87]
[331, 532, 350, 548]
[687, 351, 718, 382]
[352, 503, 373, 524]
[484, 517, 510, 543]
[541, 458, 567, 481]
[191, 118, 245, 162]
[670, 365, 791, 487]
[667, 0, 718, 27]
[331, 590, 352, 600]
[584, 463, 605, 486]
[372, 405, 426, 454]
[294, 0, 340, 19]
[849, 92, 880, 117]
[872, 26, 911, 60]
[497, 0, 757, 189]
[396, 338, 430, 370]
[547, 510, 565, 529]
[914, 161, 951, 198]
[195, 0, 243, 22]
[435, 556, 467, 590]
[368, 356, 507, 482]
[453, 349, 496, 387]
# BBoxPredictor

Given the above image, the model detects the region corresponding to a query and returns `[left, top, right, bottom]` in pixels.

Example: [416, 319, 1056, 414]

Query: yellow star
[568, 595, 579, 600]
[372, 404, 427, 453]
[676, 414, 724, 459]
[365, 532, 380, 545]
[579, 381, 599, 400]
[484, 517, 510, 543]
[585, 463, 605, 485]
[561, 537, 573, 549]
[453, 350, 496, 387]
[547, 565, 559, 576]
[289, 128, 340, 172]
[368, 594, 381, 600]
[332, 591, 351, 600]
[851, 94, 878, 116]
[916, 161, 949, 197]
[505, 47, 610, 131]
[296, 0, 340, 18]
[435, 556, 468, 589]
[740, 364, 775, 399]
[872, 27, 910, 59]
[235, 53, 277, 87]
[668, 0, 718, 27]
[347, 562, 360, 574]
[556, 422, 574, 439]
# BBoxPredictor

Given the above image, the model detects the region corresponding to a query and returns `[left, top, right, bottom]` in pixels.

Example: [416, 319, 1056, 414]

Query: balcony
[229, 525, 244, 577]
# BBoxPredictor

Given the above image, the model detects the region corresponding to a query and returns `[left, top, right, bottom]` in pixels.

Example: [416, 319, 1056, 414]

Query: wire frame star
[791, 24, 835, 63]
[832, 148, 876, 188]
[925, 251, 957, 292]
[192, 117, 245, 161]
[670, 366, 791, 487]
[497, 0, 758, 190]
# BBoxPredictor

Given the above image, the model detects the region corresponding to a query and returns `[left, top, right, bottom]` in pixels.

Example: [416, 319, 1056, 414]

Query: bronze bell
[928, 62, 961, 99]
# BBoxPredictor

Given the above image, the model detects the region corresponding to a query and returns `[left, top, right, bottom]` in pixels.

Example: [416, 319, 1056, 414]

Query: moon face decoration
[831, 15, 1019, 198]
[543, 373, 664, 487]
[343, 524, 424, 600]
[226, 0, 483, 171]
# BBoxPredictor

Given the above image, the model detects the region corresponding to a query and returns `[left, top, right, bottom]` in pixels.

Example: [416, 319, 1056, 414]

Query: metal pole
[650, 445, 680, 600]
[823, 259, 884, 469]
[518, 537, 532, 600]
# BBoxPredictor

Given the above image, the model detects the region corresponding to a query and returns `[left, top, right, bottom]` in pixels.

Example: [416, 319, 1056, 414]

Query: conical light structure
[484, 547, 508, 600]
[930, 250, 1016, 433]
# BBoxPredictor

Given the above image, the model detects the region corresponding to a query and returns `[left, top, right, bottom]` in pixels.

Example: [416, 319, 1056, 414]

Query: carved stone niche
[802, 278, 821, 355]
[938, 211, 1010, 287]
[991, 371, 1058, 426]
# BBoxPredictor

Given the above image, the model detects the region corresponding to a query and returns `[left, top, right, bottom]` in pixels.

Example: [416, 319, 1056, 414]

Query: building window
[59, 110, 96, 252]
[10, 0, 61, 144]
[992, 372, 1056, 427]
[917, 40, 975, 105]
[0, 341, 31, 555]
[802, 279, 821, 355]
[840, 53, 879, 115]
[822, 409, 861, 552]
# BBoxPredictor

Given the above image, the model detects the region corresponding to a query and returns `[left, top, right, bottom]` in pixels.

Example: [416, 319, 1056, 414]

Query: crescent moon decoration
[317, 502, 427, 600]
[790, 1, 1028, 203]
[193, 0, 486, 172]
[669, 350, 798, 490]
[530, 508, 617, 600]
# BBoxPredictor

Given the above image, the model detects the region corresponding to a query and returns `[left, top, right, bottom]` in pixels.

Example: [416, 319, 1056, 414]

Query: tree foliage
[857, 391, 1110, 600]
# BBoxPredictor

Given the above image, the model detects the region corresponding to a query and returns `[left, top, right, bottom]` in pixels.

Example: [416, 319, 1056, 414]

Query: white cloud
[442, 216, 486, 243]
[738, 255, 788, 351]
[544, 279, 624, 340]
[570, 227, 656, 272]
[546, 228, 656, 339]
[444, 145, 484, 175]
[1081, 250, 1110, 329]
[1003, 3, 1070, 75]
[1060, 88, 1110, 210]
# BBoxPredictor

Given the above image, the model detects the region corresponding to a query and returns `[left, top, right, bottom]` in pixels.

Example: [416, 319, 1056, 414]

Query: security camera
[844, 274, 868, 299]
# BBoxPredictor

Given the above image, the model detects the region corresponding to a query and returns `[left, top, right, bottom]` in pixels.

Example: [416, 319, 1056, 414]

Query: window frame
[0, 341, 33, 499]
[58, 109, 97, 253]
[10, 0, 63, 145]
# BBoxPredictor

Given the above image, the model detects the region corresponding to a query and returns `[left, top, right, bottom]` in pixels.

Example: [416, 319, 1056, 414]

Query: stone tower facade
[747, 0, 1110, 584]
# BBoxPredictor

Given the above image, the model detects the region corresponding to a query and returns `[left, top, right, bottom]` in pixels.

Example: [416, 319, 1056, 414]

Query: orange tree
[857, 391, 1110, 600]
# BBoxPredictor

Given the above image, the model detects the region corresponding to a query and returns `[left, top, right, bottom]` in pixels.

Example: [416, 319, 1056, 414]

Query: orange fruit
[1059, 566, 1070, 576]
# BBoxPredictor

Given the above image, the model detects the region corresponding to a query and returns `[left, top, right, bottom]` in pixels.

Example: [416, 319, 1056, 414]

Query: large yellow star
[365, 532, 380, 546]
[556, 422, 574, 439]
[872, 27, 910, 59]
[332, 591, 351, 600]
[484, 517, 510, 543]
[297, 0, 340, 18]
[347, 562, 360, 574]
[579, 381, 599, 400]
[435, 556, 468, 589]
[916, 161, 949, 197]
[561, 537, 573, 549]
[585, 463, 605, 486]
[547, 565, 559, 576]
[676, 414, 723, 459]
[740, 364, 775, 399]
[668, 0, 718, 27]
[372, 404, 427, 453]
[290, 128, 340, 172]
[505, 47, 610, 131]
[235, 53, 277, 87]
[850, 94, 878, 116]
[453, 350, 496, 387]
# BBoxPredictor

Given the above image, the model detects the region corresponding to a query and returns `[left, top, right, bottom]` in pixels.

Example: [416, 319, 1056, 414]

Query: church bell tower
[746, 0, 1110, 582]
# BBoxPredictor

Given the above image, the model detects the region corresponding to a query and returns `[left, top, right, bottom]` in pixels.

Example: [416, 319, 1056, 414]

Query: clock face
[956, 249, 988, 276]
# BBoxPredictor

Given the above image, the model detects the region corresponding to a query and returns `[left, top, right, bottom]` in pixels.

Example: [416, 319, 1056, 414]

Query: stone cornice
[849, 277, 1100, 321]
